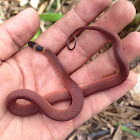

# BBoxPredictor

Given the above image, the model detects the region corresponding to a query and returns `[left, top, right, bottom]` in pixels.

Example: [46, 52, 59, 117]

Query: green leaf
[24, 29, 42, 47]
[117, 123, 140, 138]
[31, 29, 42, 41]
[40, 13, 64, 22]
[121, 125, 140, 138]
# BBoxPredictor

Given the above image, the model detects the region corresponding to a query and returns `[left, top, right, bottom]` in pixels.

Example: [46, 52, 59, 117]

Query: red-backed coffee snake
[6, 26, 129, 121]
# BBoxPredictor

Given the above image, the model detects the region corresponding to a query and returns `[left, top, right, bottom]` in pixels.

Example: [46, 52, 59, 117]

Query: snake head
[28, 41, 44, 52]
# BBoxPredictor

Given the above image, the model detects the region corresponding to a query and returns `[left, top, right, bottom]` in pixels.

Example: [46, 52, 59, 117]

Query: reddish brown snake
[6, 26, 129, 121]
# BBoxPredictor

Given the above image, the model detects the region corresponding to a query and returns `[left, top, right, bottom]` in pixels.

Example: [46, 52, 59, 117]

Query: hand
[0, 0, 139, 139]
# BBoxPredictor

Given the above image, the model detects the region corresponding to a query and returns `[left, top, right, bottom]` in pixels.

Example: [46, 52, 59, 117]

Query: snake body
[6, 26, 129, 121]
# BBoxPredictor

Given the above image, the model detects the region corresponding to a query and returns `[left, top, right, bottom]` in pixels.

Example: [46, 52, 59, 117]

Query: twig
[87, 123, 133, 138]
[38, 1, 49, 15]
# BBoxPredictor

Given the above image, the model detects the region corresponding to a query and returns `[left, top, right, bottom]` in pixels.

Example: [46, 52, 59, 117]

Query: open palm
[0, 0, 139, 140]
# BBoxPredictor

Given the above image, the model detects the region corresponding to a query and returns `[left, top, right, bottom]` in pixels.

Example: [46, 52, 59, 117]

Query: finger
[71, 32, 140, 84]
[58, 0, 136, 73]
[0, 8, 40, 61]
[34, 0, 111, 53]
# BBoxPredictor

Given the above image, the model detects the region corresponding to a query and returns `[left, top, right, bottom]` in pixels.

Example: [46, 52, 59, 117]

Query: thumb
[0, 8, 40, 62]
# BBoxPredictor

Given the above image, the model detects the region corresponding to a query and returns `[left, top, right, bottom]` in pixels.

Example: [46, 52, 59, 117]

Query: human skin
[0, 0, 140, 139]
